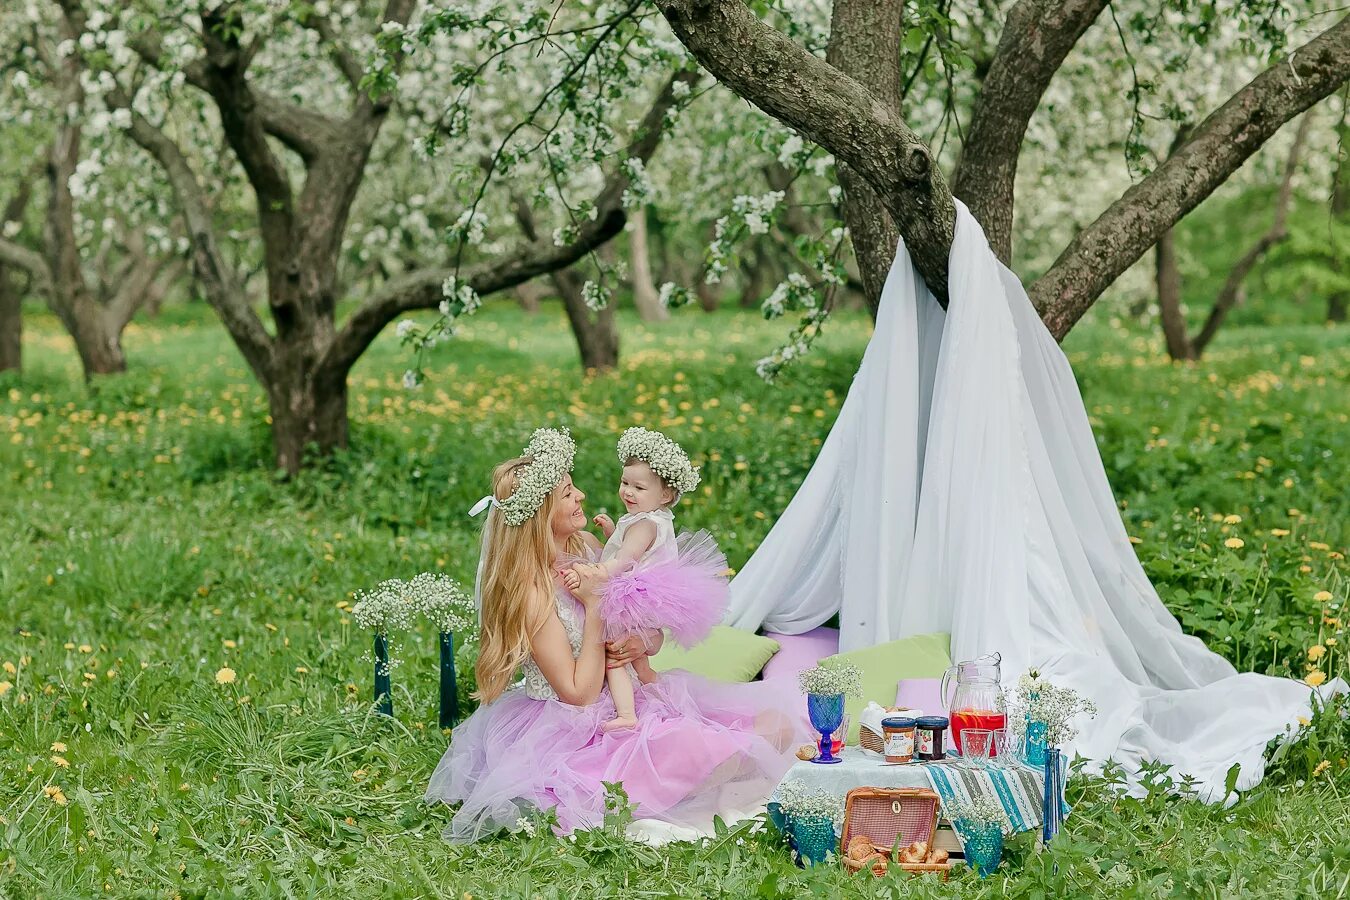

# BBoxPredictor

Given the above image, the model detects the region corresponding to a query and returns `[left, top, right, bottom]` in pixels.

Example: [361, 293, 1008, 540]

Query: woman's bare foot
[602, 715, 638, 732]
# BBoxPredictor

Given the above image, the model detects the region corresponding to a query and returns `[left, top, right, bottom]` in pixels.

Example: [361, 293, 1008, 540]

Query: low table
[770, 747, 1051, 850]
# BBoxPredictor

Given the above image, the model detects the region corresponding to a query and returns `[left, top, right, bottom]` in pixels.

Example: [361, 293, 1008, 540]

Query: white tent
[727, 201, 1336, 799]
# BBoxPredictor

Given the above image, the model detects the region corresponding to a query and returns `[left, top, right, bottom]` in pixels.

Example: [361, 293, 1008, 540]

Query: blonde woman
[426, 428, 807, 843]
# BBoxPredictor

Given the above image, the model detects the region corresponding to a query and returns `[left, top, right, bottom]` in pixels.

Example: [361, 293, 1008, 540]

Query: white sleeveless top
[600, 507, 678, 570]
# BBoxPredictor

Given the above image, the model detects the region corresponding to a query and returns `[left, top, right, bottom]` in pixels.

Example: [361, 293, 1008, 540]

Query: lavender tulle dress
[425, 587, 809, 843]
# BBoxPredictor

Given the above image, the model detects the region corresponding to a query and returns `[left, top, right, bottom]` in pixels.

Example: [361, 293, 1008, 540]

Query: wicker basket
[859, 724, 885, 754]
[839, 787, 953, 880]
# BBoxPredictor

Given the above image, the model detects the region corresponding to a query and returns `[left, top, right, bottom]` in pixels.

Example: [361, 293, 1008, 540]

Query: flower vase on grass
[775, 780, 843, 867]
[946, 795, 1011, 878]
[351, 579, 417, 717]
[797, 662, 863, 764]
[407, 573, 475, 729]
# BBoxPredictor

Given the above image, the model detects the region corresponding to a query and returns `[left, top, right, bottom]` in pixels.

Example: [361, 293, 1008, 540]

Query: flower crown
[499, 427, 576, 527]
[616, 426, 700, 496]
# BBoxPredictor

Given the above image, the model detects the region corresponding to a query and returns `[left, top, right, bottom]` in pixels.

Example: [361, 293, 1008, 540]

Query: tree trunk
[1331, 124, 1349, 323]
[514, 281, 546, 314]
[825, 0, 905, 317]
[696, 279, 720, 312]
[0, 272, 19, 373]
[1154, 231, 1195, 361]
[551, 267, 618, 371]
[267, 364, 350, 475]
[628, 206, 667, 322]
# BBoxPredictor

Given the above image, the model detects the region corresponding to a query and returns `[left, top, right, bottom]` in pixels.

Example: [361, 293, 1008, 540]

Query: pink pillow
[895, 678, 946, 717]
[760, 626, 841, 682]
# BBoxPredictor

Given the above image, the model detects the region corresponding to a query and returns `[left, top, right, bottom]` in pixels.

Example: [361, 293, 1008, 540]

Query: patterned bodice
[519, 590, 585, 701]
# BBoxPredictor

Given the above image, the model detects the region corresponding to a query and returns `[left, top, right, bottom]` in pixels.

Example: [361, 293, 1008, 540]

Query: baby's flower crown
[617, 427, 700, 497]
[500, 427, 576, 527]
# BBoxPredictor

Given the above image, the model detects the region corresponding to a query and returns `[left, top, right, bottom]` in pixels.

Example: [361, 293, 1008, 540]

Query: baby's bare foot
[602, 715, 638, 732]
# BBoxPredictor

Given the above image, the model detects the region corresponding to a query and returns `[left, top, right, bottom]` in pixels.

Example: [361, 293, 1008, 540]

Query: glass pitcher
[941, 652, 1006, 756]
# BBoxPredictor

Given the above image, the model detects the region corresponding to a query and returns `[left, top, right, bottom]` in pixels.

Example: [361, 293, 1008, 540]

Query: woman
[426, 428, 807, 842]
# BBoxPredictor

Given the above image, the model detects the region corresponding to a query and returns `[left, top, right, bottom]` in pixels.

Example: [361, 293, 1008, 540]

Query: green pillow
[651, 626, 780, 683]
[821, 633, 952, 742]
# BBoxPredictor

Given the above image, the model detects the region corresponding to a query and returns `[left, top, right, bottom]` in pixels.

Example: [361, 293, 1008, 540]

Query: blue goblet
[806, 693, 845, 764]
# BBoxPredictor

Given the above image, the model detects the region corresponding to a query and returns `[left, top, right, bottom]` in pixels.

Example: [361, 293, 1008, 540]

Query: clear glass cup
[992, 727, 1014, 766]
[961, 728, 993, 767]
[830, 713, 851, 756]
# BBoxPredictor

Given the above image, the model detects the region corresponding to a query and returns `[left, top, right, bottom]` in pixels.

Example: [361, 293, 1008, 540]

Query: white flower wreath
[499, 427, 576, 527]
[616, 426, 700, 496]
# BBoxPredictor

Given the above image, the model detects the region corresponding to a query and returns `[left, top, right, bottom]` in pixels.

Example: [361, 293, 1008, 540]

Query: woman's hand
[605, 629, 662, 668]
[567, 563, 607, 610]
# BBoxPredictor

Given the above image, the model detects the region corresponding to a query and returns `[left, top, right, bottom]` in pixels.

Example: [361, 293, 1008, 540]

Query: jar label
[916, 729, 933, 755]
[884, 732, 913, 758]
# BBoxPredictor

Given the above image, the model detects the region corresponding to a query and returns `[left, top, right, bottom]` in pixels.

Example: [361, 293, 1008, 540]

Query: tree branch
[1032, 17, 1350, 339]
[321, 71, 696, 377]
[952, 0, 1110, 262]
[300, 9, 366, 91]
[0, 237, 51, 293]
[349, 0, 417, 124]
[114, 92, 274, 379]
[653, 0, 955, 306]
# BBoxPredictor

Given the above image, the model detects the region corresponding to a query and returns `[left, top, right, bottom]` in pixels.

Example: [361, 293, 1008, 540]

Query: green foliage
[0, 303, 1346, 896]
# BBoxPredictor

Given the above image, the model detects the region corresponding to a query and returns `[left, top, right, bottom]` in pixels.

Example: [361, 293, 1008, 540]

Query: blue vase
[957, 820, 1004, 878]
[806, 693, 845, 764]
[789, 814, 836, 867]
[1022, 719, 1048, 767]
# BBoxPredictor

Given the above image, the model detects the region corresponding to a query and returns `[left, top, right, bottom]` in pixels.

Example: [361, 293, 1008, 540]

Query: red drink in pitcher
[950, 709, 1007, 755]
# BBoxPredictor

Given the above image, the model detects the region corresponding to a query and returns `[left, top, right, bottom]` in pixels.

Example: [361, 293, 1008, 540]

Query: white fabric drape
[727, 202, 1337, 799]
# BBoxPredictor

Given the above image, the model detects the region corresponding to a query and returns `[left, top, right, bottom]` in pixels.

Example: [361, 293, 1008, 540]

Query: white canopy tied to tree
[727, 201, 1339, 799]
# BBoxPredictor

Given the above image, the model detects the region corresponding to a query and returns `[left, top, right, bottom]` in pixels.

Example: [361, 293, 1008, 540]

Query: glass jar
[881, 716, 916, 763]
[915, 715, 948, 761]
[941, 653, 1006, 754]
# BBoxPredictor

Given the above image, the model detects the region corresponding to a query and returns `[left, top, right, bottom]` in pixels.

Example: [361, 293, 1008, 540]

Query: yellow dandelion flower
[51, 755, 69, 768]
[0, 681, 12, 697]
[1313, 760, 1332, 777]
[1309, 541, 1331, 551]
[214, 667, 237, 685]
[1314, 591, 1333, 603]
[1223, 514, 1242, 525]
[81, 673, 96, 682]
[2, 661, 14, 675]
[1270, 528, 1290, 537]
[78, 644, 92, 654]
[1326, 638, 1338, 647]
[51, 742, 66, 752]
[1224, 538, 1245, 550]
[1297, 716, 1311, 727]
[43, 786, 68, 806]
[294, 666, 309, 674]
[1128, 536, 1143, 545]
[1308, 645, 1327, 661]
[352, 769, 367, 781]
[1305, 670, 1327, 688]
[222, 640, 237, 649]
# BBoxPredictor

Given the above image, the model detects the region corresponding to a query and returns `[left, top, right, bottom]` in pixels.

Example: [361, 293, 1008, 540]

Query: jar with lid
[881, 716, 916, 764]
[915, 716, 948, 761]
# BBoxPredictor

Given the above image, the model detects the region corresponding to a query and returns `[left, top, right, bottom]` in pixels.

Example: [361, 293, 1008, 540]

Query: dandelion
[1313, 760, 1332, 777]
[1308, 645, 1327, 661]
[1224, 537, 1245, 549]
[1314, 591, 1333, 603]
[78, 645, 92, 653]
[1223, 514, 1242, 525]
[1326, 638, 1338, 647]
[51, 755, 69, 768]
[0, 681, 13, 697]
[214, 667, 237, 685]
[1305, 670, 1327, 688]
[2, 661, 14, 674]
[51, 742, 66, 752]
[43, 786, 68, 806]
[1270, 528, 1290, 537]
[294, 667, 309, 674]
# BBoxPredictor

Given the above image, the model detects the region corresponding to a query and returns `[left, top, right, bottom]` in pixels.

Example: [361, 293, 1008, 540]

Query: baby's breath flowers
[616, 427, 700, 496]
[1010, 670, 1098, 746]
[407, 573, 474, 634]
[797, 662, 863, 698]
[499, 428, 576, 527]
[775, 780, 844, 822]
[944, 793, 1012, 834]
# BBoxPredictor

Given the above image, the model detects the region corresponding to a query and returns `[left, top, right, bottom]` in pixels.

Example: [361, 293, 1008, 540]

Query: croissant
[845, 836, 875, 861]
[866, 853, 889, 876]
[795, 744, 817, 761]
[926, 848, 949, 865]
[897, 843, 925, 864]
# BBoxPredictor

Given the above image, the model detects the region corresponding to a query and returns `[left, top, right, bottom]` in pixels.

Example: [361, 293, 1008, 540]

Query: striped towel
[923, 760, 1053, 833]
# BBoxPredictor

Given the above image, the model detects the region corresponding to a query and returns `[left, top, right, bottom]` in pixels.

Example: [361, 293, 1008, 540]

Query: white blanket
[726, 201, 1339, 800]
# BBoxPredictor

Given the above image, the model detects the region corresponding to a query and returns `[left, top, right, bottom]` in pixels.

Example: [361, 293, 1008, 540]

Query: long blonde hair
[473, 457, 587, 703]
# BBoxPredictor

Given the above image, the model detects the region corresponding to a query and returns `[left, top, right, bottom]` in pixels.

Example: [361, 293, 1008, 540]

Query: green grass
[1, 300, 1347, 897]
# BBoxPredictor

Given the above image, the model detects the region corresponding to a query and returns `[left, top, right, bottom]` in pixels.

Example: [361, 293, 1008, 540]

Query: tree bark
[628, 206, 668, 321]
[826, 0, 904, 316]
[552, 267, 619, 371]
[1154, 230, 1194, 360]
[267, 373, 350, 475]
[1330, 119, 1350, 323]
[0, 172, 36, 373]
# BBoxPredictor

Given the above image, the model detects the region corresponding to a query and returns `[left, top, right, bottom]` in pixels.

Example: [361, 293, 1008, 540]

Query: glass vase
[957, 821, 1004, 878]
[789, 814, 836, 867]
[806, 693, 846, 764]
[1021, 719, 1047, 767]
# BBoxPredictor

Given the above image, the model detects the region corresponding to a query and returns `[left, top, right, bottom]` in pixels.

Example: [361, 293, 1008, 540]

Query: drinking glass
[992, 727, 1013, 766]
[830, 713, 851, 756]
[961, 728, 993, 767]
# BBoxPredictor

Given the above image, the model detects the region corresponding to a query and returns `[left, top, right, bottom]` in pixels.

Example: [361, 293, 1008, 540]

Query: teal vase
[789, 814, 836, 867]
[957, 820, 1004, 877]
[1022, 719, 1047, 766]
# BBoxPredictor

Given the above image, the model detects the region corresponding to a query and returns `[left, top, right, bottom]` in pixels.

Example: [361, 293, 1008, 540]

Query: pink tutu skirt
[425, 672, 809, 842]
[600, 531, 729, 647]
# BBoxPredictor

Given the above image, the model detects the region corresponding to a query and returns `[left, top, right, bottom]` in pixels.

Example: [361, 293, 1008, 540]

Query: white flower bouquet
[797, 661, 864, 698]
[1009, 669, 1098, 745]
